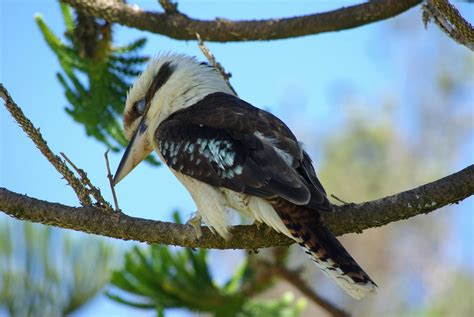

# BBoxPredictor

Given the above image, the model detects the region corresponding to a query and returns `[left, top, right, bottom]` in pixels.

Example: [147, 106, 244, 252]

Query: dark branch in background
[244, 247, 349, 317]
[272, 265, 350, 317]
[62, 0, 421, 42]
[423, 0, 474, 51]
[1, 164, 472, 249]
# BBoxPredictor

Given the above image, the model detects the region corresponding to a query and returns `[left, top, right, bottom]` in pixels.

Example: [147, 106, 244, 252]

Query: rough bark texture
[1, 164, 472, 249]
[62, 0, 422, 42]
[422, 0, 474, 51]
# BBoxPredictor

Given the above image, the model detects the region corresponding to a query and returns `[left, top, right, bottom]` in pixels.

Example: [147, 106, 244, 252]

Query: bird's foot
[252, 220, 263, 230]
[186, 213, 203, 240]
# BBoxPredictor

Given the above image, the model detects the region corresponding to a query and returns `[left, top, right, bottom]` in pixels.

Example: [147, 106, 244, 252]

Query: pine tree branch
[62, 0, 421, 42]
[1, 164, 472, 249]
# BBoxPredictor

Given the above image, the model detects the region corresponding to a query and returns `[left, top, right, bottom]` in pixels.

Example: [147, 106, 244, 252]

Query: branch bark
[1, 164, 472, 249]
[422, 0, 474, 51]
[0, 84, 92, 207]
[62, 0, 422, 42]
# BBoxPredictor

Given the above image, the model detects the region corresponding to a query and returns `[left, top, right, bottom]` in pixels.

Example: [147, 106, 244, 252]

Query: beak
[113, 119, 152, 185]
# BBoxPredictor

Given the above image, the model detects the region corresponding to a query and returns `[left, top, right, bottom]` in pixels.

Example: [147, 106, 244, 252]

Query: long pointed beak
[113, 120, 152, 185]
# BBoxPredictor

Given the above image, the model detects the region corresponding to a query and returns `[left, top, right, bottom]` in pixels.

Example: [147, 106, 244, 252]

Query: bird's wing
[155, 92, 329, 209]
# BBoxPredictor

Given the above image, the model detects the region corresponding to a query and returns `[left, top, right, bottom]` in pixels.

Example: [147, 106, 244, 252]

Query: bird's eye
[135, 99, 146, 115]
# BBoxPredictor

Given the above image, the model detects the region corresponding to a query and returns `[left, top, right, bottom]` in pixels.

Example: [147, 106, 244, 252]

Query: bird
[113, 53, 377, 299]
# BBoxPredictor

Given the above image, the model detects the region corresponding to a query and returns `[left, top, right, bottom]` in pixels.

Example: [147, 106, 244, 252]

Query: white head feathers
[123, 53, 234, 140]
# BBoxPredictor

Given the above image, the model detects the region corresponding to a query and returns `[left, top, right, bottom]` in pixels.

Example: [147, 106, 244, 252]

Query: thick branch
[62, 0, 421, 42]
[1, 165, 472, 249]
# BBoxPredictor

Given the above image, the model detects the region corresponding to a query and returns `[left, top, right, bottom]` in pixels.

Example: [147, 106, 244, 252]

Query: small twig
[331, 194, 349, 205]
[104, 150, 120, 211]
[60, 152, 112, 211]
[273, 265, 350, 317]
[158, 0, 178, 14]
[0, 83, 91, 206]
[196, 33, 238, 96]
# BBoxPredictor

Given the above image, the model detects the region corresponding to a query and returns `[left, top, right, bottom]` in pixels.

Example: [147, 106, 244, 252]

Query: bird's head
[113, 53, 233, 185]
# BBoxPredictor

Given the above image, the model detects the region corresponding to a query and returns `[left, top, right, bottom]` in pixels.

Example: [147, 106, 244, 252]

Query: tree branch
[196, 33, 237, 95]
[0, 84, 92, 207]
[60, 152, 112, 211]
[422, 0, 474, 51]
[62, 0, 421, 42]
[1, 164, 472, 249]
[272, 265, 350, 317]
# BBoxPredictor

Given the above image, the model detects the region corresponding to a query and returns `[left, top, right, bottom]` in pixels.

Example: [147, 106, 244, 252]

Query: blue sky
[1, 1, 473, 316]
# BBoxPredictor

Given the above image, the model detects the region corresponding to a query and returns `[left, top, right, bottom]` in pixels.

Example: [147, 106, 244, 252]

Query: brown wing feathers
[155, 116, 311, 205]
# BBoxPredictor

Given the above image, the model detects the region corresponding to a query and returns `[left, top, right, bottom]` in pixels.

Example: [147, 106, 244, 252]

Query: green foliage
[107, 244, 305, 317]
[107, 212, 304, 316]
[34, 4, 158, 165]
[0, 218, 116, 316]
[240, 293, 306, 317]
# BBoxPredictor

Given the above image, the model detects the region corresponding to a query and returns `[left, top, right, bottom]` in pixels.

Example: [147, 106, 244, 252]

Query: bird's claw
[186, 214, 203, 240]
[253, 220, 263, 229]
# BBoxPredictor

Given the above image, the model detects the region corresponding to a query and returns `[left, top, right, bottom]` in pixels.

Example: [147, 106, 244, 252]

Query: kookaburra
[113, 53, 377, 299]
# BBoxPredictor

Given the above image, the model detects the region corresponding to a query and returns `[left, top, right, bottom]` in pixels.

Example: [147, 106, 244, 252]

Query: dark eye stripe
[124, 62, 175, 130]
[145, 61, 175, 103]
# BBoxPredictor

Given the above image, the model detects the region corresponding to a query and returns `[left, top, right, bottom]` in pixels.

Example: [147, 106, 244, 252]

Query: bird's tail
[271, 198, 377, 300]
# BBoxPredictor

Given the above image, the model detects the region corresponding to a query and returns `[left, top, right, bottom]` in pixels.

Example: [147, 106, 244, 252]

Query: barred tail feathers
[298, 223, 377, 300]
[272, 200, 377, 300]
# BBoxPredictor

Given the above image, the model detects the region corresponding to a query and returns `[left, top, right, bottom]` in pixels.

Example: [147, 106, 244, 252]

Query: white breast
[174, 172, 292, 239]
[221, 189, 292, 238]
[156, 148, 292, 239]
